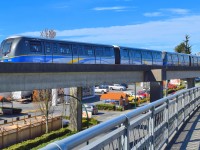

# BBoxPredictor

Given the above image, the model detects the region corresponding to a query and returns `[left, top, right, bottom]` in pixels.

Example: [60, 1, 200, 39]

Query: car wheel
[120, 88, 123, 91]
[101, 90, 105, 94]
[110, 87, 113, 90]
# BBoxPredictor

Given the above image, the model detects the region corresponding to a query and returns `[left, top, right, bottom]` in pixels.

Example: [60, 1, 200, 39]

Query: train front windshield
[0, 39, 12, 55]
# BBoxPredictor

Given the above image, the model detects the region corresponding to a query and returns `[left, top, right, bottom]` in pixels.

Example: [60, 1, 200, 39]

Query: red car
[137, 90, 149, 98]
[168, 83, 177, 89]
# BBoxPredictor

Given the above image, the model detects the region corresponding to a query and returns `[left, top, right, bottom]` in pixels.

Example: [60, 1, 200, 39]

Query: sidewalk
[166, 107, 200, 150]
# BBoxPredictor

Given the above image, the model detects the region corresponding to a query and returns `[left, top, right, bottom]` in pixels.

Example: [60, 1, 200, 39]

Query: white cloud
[162, 8, 190, 15]
[20, 15, 200, 53]
[93, 6, 127, 11]
[144, 12, 162, 17]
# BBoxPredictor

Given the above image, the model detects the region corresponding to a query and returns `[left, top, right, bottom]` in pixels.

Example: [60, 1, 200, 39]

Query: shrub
[115, 106, 124, 111]
[96, 103, 116, 110]
[82, 118, 99, 128]
[4, 127, 74, 150]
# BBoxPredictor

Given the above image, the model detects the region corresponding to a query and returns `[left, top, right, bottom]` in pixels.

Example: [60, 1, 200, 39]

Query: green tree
[175, 34, 192, 54]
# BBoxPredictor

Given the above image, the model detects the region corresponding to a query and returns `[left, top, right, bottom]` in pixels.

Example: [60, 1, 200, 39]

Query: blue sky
[0, 0, 200, 53]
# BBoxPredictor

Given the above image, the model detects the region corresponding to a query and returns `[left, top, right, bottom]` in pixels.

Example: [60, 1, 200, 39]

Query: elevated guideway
[0, 63, 200, 92]
[0, 63, 160, 92]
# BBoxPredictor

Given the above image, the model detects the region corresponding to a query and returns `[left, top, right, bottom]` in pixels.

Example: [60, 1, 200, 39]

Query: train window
[0, 40, 4, 51]
[167, 54, 172, 61]
[147, 51, 152, 59]
[1, 39, 12, 54]
[72, 45, 82, 55]
[59, 44, 71, 54]
[53, 44, 57, 53]
[45, 43, 51, 53]
[30, 41, 42, 52]
[152, 52, 160, 59]
[172, 54, 178, 61]
[72, 47, 78, 55]
[184, 56, 189, 62]
[135, 51, 141, 58]
[84, 46, 94, 56]
[121, 49, 129, 58]
[95, 47, 103, 56]
[87, 49, 94, 56]
[103, 47, 113, 57]
[78, 45, 85, 55]
[142, 51, 151, 59]
[179, 55, 184, 61]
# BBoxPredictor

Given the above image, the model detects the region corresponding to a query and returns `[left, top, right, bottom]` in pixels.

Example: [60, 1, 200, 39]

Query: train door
[152, 52, 162, 65]
[130, 50, 141, 65]
[72, 45, 79, 64]
[44, 42, 53, 63]
[81, 45, 95, 64]
[29, 41, 43, 62]
[102, 47, 115, 64]
[95, 46, 103, 64]
[142, 51, 152, 65]
[58, 43, 72, 63]
[120, 48, 130, 64]
[184, 55, 190, 66]
[172, 54, 178, 66]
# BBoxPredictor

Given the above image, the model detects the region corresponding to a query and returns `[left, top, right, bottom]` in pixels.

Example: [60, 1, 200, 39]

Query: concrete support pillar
[52, 89, 57, 106]
[150, 81, 163, 102]
[186, 78, 195, 89]
[64, 88, 70, 103]
[69, 87, 82, 131]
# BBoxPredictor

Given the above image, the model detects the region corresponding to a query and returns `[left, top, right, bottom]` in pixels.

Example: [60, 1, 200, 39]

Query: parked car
[195, 77, 200, 82]
[94, 85, 109, 94]
[168, 83, 177, 89]
[120, 83, 128, 89]
[108, 84, 127, 91]
[125, 91, 143, 101]
[82, 103, 98, 115]
[137, 90, 149, 98]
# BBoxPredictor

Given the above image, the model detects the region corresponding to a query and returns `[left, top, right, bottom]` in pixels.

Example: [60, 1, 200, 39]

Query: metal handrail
[41, 87, 200, 150]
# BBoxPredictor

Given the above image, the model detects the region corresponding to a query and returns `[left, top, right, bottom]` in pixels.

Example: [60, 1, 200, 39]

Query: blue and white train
[0, 36, 198, 66]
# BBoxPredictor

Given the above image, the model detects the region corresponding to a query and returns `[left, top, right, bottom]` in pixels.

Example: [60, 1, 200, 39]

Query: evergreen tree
[174, 34, 192, 54]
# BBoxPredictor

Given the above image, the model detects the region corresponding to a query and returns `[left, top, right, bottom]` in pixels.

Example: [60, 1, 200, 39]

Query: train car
[119, 46, 163, 65]
[1, 36, 199, 67]
[190, 55, 199, 66]
[162, 51, 190, 66]
[0, 36, 117, 64]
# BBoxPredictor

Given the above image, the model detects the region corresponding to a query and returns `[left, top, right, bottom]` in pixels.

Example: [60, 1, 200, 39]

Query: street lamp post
[58, 94, 89, 129]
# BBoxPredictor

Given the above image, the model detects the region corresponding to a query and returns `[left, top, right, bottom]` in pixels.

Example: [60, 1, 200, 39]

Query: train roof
[5, 35, 114, 48]
[119, 46, 162, 53]
[163, 51, 195, 56]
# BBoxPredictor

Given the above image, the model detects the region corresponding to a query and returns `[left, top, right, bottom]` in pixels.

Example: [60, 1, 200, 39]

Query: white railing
[41, 87, 200, 150]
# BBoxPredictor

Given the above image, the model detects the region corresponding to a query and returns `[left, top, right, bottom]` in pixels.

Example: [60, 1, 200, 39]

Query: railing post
[166, 99, 169, 145]
[149, 106, 155, 150]
[175, 96, 178, 131]
[189, 90, 192, 116]
[182, 93, 185, 123]
[123, 114, 130, 150]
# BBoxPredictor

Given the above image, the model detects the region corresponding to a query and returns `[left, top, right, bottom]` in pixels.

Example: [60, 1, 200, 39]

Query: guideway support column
[150, 81, 163, 102]
[69, 87, 82, 131]
[186, 78, 195, 89]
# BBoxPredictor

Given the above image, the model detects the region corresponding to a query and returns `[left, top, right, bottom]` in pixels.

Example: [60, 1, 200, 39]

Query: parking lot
[0, 83, 148, 124]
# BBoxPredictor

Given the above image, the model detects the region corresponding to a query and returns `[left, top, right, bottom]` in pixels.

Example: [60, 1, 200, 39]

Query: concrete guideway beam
[166, 71, 200, 80]
[0, 71, 143, 92]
